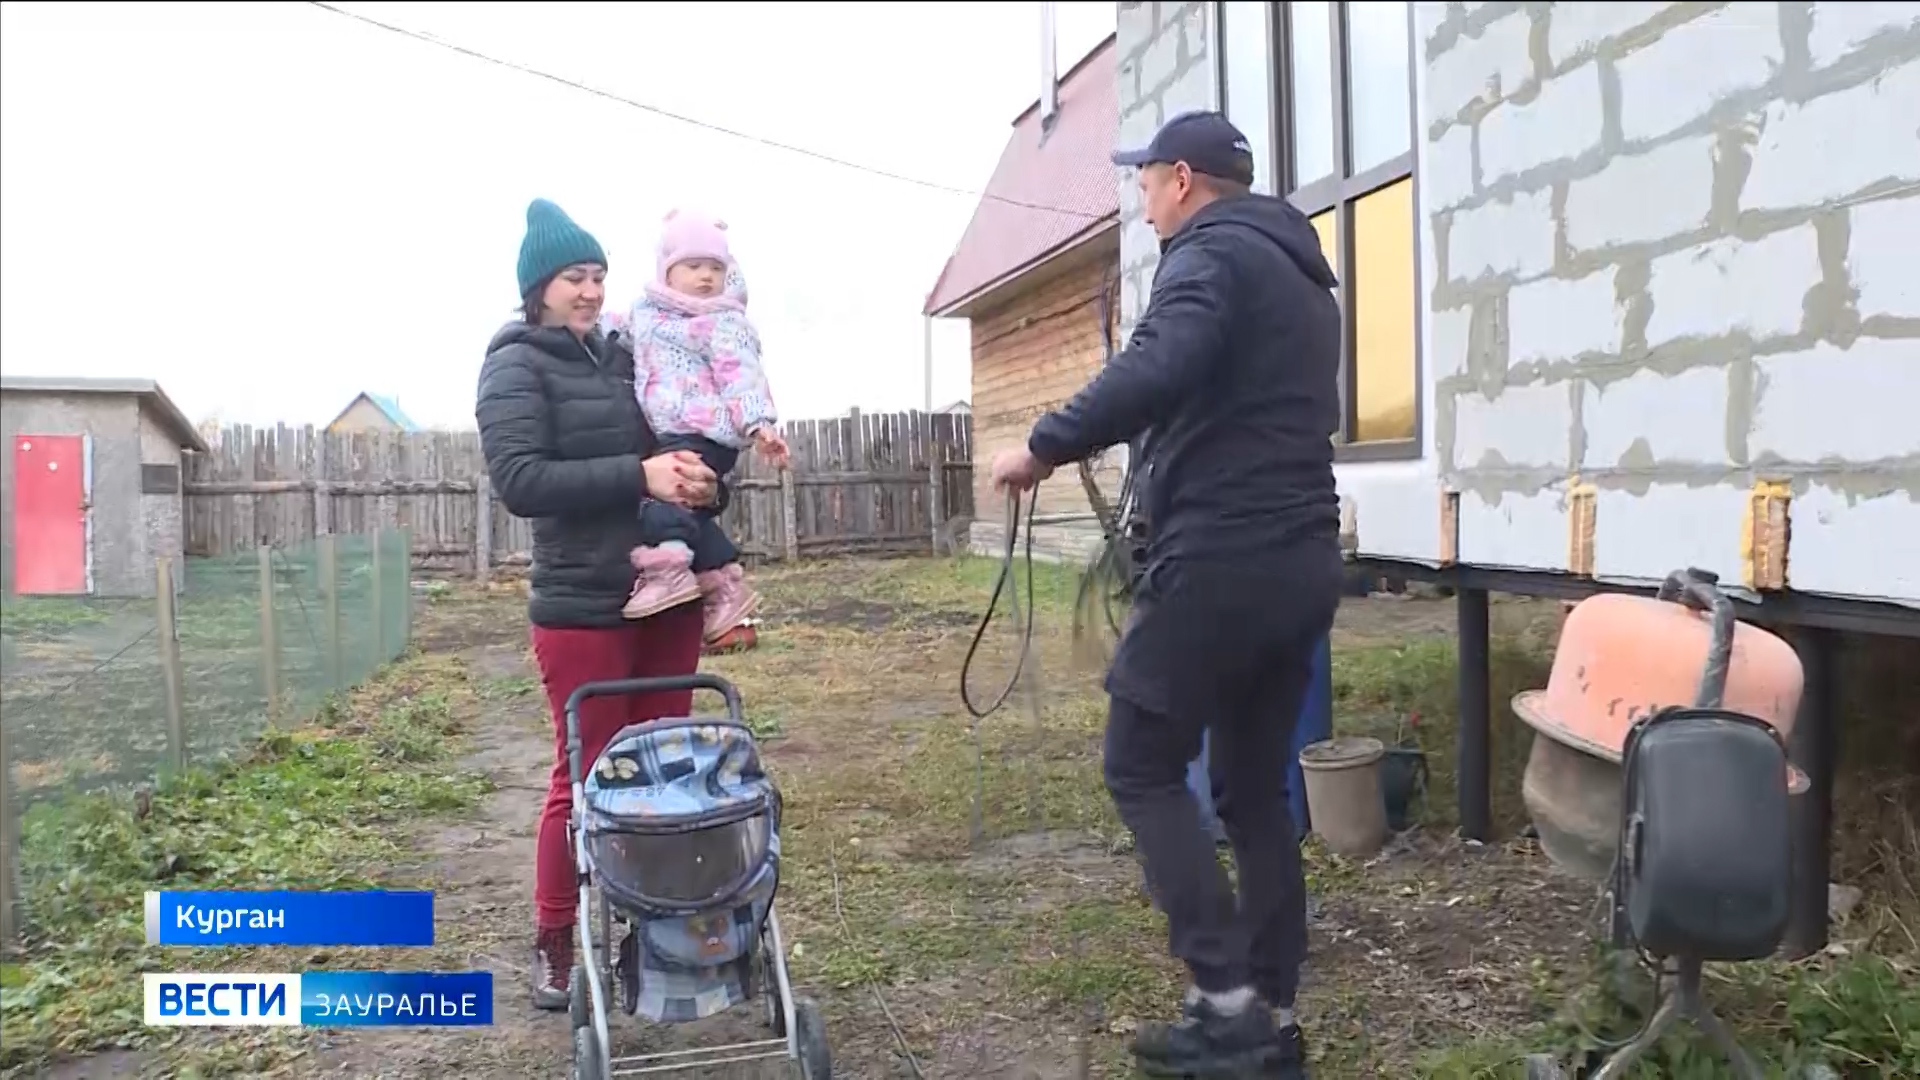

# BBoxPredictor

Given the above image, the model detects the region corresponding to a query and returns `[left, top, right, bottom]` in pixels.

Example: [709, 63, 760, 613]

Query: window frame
[1231, 1, 1424, 463]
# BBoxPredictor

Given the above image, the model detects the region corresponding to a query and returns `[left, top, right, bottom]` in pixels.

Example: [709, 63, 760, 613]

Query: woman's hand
[642, 450, 719, 508]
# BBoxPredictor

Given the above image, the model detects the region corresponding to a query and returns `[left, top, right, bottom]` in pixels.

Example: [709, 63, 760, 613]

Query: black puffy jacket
[475, 321, 721, 628]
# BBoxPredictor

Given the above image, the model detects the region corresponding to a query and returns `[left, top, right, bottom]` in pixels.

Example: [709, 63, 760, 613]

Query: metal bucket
[1300, 736, 1388, 857]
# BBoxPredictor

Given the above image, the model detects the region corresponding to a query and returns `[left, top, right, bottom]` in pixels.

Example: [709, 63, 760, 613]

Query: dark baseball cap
[1112, 110, 1256, 185]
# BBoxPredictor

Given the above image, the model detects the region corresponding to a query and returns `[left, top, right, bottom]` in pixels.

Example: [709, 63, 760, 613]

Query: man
[990, 110, 1343, 1078]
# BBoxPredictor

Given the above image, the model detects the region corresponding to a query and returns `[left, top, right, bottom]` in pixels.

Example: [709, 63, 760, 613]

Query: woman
[476, 198, 721, 1010]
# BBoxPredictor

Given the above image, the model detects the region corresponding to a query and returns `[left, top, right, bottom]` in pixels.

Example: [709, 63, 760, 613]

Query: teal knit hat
[516, 199, 607, 297]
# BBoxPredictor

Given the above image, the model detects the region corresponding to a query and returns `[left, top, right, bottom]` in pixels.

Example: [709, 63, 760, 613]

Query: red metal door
[11, 435, 88, 595]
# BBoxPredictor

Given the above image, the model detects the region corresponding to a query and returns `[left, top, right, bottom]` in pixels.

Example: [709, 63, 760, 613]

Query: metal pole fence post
[156, 557, 187, 775]
[370, 530, 386, 665]
[400, 525, 413, 649]
[0, 688, 19, 952]
[319, 534, 342, 691]
[258, 545, 282, 727]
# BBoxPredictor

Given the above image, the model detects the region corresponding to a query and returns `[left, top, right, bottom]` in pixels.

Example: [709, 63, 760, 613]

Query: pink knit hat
[656, 209, 732, 281]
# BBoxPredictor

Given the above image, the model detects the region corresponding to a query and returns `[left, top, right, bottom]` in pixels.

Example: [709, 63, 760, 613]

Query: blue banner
[300, 971, 493, 1026]
[145, 890, 434, 947]
[144, 972, 492, 1027]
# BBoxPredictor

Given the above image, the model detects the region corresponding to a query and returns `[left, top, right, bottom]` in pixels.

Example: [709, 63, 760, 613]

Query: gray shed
[0, 376, 208, 598]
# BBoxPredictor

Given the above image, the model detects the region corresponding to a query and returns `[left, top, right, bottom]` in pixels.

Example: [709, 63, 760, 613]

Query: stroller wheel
[795, 997, 832, 1080]
[616, 928, 640, 1017]
[760, 950, 784, 1036]
[571, 1023, 604, 1080]
[569, 965, 589, 1030]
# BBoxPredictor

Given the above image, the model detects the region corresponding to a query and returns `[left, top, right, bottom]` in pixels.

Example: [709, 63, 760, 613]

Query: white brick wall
[1750, 339, 1920, 463]
[1117, 165, 1142, 220]
[1807, 1, 1920, 70]
[1425, 122, 1476, 212]
[1121, 215, 1159, 273]
[1593, 483, 1749, 586]
[1850, 193, 1920, 321]
[1644, 226, 1821, 348]
[1118, 2, 1156, 51]
[1564, 134, 1716, 252]
[1447, 187, 1556, 282]
[1547, 1, 1678, 67]
[1430, 305, 1473, 380]
[1428, 13, 1534, 120]
[1139, 24, 1182, 95]
[1451, 381, 1575, 469]
[1614, 5, 1783, 144]
[1457, 488, 1571, 573]
[1478, 65, 1606, 183]
[1508, 267, 1623, 365]
[1163, 41, 1217, 113]
[1120, 96, 1162, 145]
[1581, 366, 1731, 468]
[1742, 59, 1920, 211]
[1783, 486, 1920, 604]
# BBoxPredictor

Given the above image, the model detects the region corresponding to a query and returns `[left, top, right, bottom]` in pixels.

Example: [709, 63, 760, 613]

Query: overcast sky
[0, 1, 1117, 431]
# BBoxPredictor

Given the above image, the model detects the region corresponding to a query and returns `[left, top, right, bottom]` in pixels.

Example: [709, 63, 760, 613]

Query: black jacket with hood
[475, 321, 726, 628]
[1029, 193, 1342, 571]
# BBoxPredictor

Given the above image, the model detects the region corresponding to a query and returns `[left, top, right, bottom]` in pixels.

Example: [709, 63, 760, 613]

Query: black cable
[959, 490, 1038, 722]
[304, 1, 1105, 223]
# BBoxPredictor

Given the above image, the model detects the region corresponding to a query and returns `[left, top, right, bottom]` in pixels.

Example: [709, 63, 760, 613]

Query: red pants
[529, 604, 705, 930]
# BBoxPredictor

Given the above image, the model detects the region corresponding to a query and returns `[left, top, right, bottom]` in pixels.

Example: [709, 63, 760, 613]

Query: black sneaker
[1131, 992, 1287, 1077]
[1271, 1023, 1308, 1079]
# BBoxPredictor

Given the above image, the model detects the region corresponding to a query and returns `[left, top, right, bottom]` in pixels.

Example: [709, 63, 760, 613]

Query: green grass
[0, 660, 490, 1074]
[0, 596, 119, 642]
[1329, 633, 1555, 832]
[1417, 949, 1920, 1078]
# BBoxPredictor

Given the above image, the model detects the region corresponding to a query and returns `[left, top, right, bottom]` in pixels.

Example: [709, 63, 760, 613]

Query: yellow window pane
[1307, 210, 1339, 280]
[1352, 178, 1417, 443]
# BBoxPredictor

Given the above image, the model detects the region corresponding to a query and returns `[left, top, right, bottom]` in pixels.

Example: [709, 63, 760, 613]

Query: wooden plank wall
[183, 411, 973, 573]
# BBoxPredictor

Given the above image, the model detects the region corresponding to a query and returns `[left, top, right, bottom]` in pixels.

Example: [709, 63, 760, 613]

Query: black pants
[637, 435, 739, 573]
[1102, 541, 1342, 1007]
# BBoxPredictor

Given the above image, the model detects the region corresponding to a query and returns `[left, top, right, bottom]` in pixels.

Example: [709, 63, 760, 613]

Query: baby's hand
[753, 427, 791, 469]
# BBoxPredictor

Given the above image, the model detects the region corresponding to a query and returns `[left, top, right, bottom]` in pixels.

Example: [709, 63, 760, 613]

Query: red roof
[923, 35, 1119, 317]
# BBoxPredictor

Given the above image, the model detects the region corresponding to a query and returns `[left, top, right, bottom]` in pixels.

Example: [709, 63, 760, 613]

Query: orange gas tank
[1513, 592, 1804, 762]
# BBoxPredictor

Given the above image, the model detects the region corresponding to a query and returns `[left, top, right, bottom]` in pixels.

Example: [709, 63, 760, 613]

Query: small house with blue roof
[326, 392, 420, 435]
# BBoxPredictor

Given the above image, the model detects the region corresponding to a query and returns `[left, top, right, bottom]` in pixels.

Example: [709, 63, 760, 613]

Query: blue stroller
[563, 674, 831, 1079]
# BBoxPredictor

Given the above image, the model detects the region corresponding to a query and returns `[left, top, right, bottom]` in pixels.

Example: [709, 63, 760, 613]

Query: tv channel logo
[144, 974, 301, 1027]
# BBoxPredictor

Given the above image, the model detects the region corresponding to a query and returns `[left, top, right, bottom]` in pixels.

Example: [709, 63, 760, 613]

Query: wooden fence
[183, 410, 974, 573]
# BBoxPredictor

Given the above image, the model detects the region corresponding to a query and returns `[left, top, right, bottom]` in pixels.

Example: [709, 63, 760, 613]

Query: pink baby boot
[623, 544, 702, 620]
[696, 563, 760, 642]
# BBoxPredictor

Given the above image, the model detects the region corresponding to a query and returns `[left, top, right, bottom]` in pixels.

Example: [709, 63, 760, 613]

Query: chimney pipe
[1040, 1, 1059, 130]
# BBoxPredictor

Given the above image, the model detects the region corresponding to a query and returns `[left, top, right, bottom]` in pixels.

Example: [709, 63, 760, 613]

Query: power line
[304, 2, 1105, 222]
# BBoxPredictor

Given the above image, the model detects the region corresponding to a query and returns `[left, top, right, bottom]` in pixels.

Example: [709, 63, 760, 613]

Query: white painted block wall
[1116, 2, 1920, 606]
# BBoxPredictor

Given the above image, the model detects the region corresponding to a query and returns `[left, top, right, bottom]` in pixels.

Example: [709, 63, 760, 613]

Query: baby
[615, 209, 788, 641]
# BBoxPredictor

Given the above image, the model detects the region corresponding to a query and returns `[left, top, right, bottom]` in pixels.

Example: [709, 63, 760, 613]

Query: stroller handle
[564, 674, 746, 784]
[1656, 567, 1736, 710]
